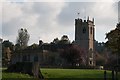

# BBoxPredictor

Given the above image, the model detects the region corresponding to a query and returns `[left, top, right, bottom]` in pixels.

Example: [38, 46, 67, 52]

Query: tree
[95, 40, 106, 54]
[2, 40, 14, 51]
[59, 35, 70, 44]
[16, 28, 30, 49]
[2, 40, 14, 66]
[52, 38, 59, 44]
[39, 40, 43, 46]
[105, 23, 120, 55]
[105, 23, 120, 70]
[60, 45, 86, 66]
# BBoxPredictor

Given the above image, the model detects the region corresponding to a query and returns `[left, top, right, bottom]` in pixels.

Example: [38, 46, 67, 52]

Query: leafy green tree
[105, 23, 120, 55]
[16, 28, 30, 49]
[59, 35, 70, 44]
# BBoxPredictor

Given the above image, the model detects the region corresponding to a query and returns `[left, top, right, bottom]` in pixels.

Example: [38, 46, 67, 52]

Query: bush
[6, 62, 44, 79]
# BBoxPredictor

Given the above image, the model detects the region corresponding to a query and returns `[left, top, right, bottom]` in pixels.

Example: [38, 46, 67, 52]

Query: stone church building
[74, 17, 95, 66]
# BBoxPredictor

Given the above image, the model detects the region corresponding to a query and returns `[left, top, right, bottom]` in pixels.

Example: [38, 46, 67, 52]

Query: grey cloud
[118, 1, 120, 22]
[2, 2, 118, 44]
[57, 2, 118, 42]
[2, 2, 63, 43]
[57, 2, 95, 26]
[33, 2, 53, 15]
[2, 18, 22, 36]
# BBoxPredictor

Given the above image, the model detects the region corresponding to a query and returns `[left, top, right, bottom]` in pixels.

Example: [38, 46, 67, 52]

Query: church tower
[75, 16, 95, 66]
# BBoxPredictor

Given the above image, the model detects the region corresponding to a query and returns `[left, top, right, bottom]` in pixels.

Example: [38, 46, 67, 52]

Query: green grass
[2, 68, 33, 79]
[2, 68, 120, 80]
[41, 68, 113, 78]
[2, 72, 33, 78]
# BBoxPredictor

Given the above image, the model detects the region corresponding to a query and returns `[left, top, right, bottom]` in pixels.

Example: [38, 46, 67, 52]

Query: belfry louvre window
[83, 27, 86, 33]
[90, 27, 92, 34]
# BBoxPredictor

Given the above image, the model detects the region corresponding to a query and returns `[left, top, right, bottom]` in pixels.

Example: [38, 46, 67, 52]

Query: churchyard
[1, 1, 120, 80]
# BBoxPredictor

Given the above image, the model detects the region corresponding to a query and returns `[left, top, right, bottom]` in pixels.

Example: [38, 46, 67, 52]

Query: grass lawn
[41, 68, 112, 78]
[2, 68, 120, 80]
[2, 72, 33, 78]
[2, 68, 34, 80]
[41, 68, 120, 80]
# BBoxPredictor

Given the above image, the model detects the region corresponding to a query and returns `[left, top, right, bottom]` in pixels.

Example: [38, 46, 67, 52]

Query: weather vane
[77, 12, 80, 19]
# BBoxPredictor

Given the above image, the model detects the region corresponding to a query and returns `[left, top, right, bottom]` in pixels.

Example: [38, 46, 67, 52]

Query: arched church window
[83, 27, 86, 33]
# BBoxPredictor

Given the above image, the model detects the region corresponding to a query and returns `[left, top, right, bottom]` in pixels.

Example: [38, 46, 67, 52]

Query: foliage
[105, 23, 120, 55]
[16, 28, 30, 49]
[60, 45, 86, 66]
[15, 43, 21, 51]
[39, 40, 43, 45]
[52, 35, 70, 45]
[2, 40, 14, 51]
[95, 41, 106, 54]
[59, 35, 70, 44]
[52, 38, 59, 44]
[95, 54, 106, 66]
[2, 40, 14, 67]
[30, 43, 39, 49]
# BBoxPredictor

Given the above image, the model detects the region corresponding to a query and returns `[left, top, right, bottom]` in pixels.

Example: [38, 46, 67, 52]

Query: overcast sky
[1, 0, 119, 45]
